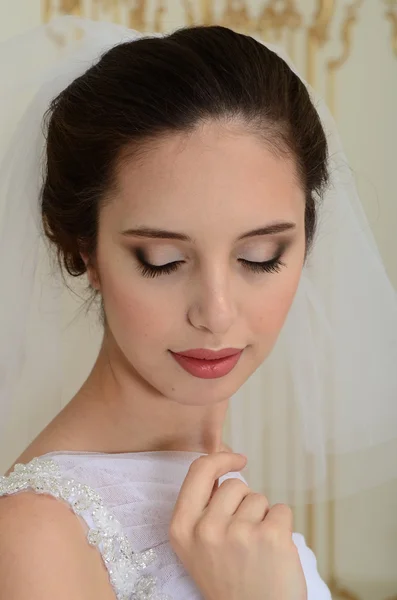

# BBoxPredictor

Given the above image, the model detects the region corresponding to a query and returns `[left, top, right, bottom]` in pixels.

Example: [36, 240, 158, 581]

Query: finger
[234, 492, 270, 523]
[205, 477, 251, 516]
[208, 478, 219, 501]
[261, 503, 293, 532]
[172, 452, 247, 528]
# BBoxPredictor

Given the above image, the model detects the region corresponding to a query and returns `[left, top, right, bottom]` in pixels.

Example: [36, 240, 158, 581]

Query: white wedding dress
[0, 450, 332, 599]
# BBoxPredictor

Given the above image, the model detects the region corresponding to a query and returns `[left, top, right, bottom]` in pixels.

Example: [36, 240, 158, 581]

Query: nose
[187, 267, 237, 335]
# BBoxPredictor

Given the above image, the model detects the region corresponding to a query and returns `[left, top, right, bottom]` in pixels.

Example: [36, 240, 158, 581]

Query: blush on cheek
[253, 305, 287, 337]
[118, 298, 154, 336]
[102, 273, 178, 352]
[252, 275, 301, 338]
[101, 275, 150, 332]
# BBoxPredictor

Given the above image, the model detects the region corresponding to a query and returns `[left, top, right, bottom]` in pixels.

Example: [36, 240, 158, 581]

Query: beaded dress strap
[0, 457, 172, 600]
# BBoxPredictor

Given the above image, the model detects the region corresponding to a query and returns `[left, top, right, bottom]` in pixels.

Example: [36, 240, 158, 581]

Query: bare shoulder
[0, 492, 115, 599]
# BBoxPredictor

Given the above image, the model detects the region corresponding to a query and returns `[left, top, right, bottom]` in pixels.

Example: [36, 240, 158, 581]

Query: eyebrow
[121, 222, 296, 242]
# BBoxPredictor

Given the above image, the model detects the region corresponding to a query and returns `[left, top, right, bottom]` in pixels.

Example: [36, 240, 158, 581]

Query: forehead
[107, 121, 305, 232]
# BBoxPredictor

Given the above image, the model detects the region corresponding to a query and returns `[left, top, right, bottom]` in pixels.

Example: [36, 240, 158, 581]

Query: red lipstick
[170, 347, 243, 379]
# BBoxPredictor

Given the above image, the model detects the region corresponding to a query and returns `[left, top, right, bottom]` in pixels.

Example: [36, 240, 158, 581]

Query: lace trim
[0, 457, 172, 600]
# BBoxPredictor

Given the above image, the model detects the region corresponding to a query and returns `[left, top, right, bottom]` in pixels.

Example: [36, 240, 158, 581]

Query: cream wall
[0, 2, 396, 600]
[0, 0, 41, 40]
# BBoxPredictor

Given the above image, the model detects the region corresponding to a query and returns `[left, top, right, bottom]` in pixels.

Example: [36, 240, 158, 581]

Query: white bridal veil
[0, 16, 396, 502]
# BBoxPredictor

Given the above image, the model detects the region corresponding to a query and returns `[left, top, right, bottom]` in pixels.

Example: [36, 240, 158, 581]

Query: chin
[164, 368, 253, 406]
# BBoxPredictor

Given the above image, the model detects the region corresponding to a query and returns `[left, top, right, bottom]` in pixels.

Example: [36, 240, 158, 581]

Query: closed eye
[238, 256, 284, 274]
[137, 260, 184, 278]
[136, 256, 285, 278]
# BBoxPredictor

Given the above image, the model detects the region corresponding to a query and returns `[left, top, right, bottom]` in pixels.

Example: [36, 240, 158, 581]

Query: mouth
[169, 348, 244, 379]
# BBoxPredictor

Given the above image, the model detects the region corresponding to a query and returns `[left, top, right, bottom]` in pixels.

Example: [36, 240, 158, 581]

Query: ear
[80, 251, 101, 291]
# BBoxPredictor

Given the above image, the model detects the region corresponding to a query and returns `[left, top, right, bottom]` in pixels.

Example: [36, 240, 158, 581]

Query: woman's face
[91, 121, 306, 405]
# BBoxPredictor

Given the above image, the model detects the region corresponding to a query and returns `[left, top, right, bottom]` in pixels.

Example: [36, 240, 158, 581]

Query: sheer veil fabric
[0, 16, 396, 502]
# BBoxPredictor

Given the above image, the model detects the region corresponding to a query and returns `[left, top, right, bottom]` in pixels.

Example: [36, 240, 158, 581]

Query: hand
[169, 451, 307, 600]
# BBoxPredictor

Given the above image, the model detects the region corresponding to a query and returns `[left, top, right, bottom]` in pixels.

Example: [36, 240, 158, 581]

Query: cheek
[249, 263, 303, 338]
[100, 266, 180, 343]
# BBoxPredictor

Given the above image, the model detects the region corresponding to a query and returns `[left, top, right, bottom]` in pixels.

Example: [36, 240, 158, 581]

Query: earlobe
[88, 267, 101, 291]
[88, 271, 101, 291]
[80, 251, 89, 269]
[80, 252, 101, 291]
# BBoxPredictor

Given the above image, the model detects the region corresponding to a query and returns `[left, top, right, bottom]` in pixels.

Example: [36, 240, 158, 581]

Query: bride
[0, 16, 396, 600]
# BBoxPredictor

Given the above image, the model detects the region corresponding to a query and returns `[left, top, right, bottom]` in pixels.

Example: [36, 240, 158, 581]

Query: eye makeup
[132, 243, 288, 279]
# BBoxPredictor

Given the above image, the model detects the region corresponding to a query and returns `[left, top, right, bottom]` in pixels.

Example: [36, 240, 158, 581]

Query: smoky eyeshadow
[239, 239, 290, 262]
[134, 246, 150, 265]
[133, 237, 292, 266]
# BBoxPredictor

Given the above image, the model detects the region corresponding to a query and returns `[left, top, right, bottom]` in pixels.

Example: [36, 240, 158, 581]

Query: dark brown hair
[41, 25, 328, 303]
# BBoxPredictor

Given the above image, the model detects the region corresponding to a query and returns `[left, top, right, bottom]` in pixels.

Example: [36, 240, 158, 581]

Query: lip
[173, 348, 243, 360]
[170, 348, 244, 379]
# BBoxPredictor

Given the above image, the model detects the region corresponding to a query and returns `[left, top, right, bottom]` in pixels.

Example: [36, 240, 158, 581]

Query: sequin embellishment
[0, 457, 172, 600]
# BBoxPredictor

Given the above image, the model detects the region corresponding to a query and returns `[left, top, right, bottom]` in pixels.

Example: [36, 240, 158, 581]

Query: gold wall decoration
[43, 0, 81, 20]
[326, 0, 363, 116]
[385, 0, 397, 56]
[42, 0, 364, 111]
[219, 0, 254, 33]
[256, 1, 302, 60]
[307, 1, 336, 89]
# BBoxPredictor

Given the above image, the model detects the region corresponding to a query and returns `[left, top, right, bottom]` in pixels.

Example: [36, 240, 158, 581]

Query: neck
[52, 333, 231, 455]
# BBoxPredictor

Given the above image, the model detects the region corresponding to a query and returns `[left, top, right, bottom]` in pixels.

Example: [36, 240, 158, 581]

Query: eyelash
[136, 256, 284, 278]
